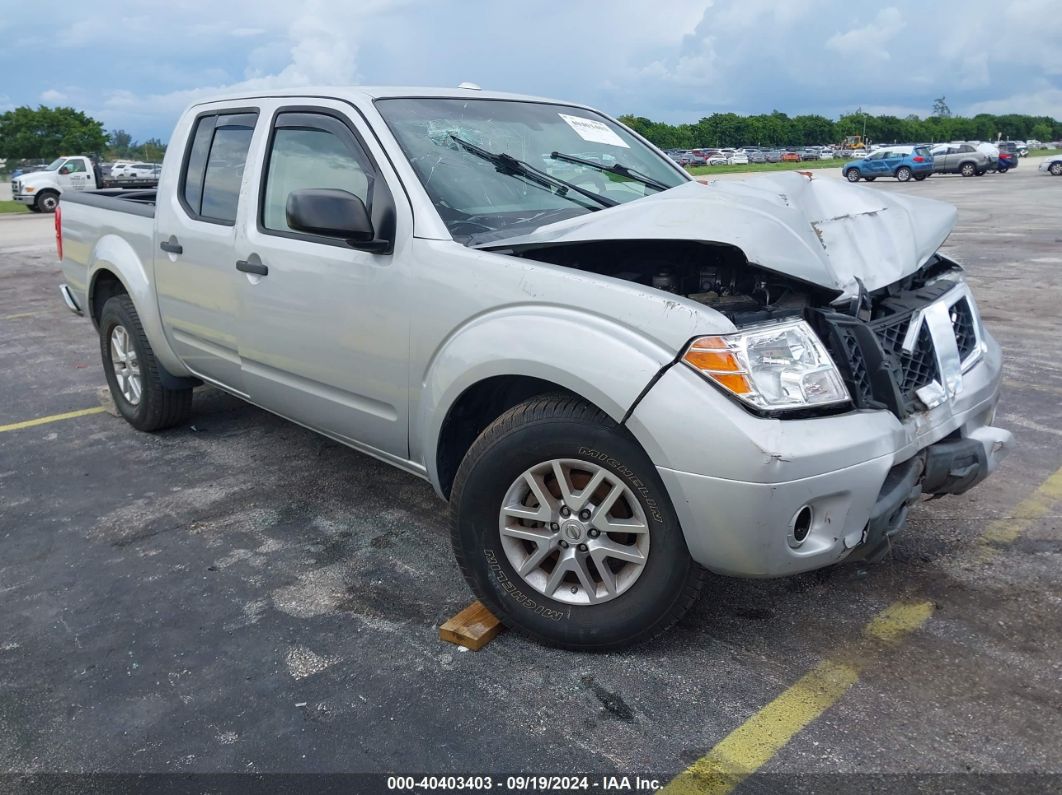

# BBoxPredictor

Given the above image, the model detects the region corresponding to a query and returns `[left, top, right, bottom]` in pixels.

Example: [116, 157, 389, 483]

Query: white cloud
[825, 7, 905, 61]
[40, 89, 68, 103]
[968, 87, 1062, 117]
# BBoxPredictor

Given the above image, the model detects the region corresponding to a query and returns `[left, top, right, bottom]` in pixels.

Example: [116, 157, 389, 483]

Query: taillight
[913, 156, 925, 162]
[55, 206, 63, 261]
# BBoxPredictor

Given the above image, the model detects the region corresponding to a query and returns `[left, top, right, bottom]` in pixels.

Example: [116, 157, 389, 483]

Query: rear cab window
[180, 110, 259, 225]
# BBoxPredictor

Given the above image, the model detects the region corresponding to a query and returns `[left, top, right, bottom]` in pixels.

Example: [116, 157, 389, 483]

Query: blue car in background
[843, 145, 934, 183]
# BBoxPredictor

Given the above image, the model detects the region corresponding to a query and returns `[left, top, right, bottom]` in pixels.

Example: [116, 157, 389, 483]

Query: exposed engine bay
[500, 238, 970, 419]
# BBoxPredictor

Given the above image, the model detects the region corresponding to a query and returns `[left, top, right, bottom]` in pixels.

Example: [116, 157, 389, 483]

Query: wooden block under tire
[440, 601, 504, 651]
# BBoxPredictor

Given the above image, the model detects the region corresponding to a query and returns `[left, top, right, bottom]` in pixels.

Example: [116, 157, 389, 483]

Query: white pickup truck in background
[12, 155, 160, 212]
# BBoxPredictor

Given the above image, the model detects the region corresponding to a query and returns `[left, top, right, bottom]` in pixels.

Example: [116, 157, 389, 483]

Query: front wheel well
[436, 376, 580, 499]
[89, 269, 128, 328]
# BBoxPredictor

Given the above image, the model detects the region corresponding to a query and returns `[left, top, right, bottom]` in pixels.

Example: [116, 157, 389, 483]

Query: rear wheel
[997, 166, 1008, 174]
[450, 395, 705, 650]
[914, 173, 927, 181]
[35, 190, 59, 213]
[960, 162, 976, 177]
[100, 295, 193, 432]
[1050, 162, 1062, 176]
[845, 169, 861, 182]
[896, 166, 912, 182]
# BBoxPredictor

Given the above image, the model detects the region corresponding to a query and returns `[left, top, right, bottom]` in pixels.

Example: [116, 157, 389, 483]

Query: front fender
[88, 234, 188, 376]
[414, 304, 677, 492]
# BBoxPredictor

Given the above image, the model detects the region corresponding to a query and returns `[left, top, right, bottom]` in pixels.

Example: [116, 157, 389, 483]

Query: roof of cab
[190, 85, 584, 109]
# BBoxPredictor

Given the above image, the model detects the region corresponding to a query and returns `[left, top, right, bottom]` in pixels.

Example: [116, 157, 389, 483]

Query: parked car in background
[1038, 153, 1062, 176]
[111, 162, 159, 179]
[800, 148, 819, 161]
[765, 149, 782, 163]
[747, 149, 766, 163]
[781, 151, 801, 162]
[727, 152, 749, 165]
[996, 142, 1019, 172]
[707, 151, 729, 166]
[929, 144, 991, 177]
[56, 85, 1011, 650]
[843, 145, 933, 182]
[667, 150, 693, 167]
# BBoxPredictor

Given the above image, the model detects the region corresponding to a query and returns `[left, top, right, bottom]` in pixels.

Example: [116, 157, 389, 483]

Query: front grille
[870, 313, 940, 397]
[815, 279, 981, 418]
[951, 298, 978, 361]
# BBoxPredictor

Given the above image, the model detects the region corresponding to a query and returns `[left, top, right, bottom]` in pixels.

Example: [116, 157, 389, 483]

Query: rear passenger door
[155, 109, 259, 394]
[235, 103, 411, 459]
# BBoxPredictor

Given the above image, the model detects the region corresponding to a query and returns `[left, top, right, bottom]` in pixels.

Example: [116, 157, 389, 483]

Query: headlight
[24, 186, 35, 193]
[683, 319, 850, 412]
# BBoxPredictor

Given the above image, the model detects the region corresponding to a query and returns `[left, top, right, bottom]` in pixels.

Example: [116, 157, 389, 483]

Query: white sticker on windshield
[558, 113, 630, 148]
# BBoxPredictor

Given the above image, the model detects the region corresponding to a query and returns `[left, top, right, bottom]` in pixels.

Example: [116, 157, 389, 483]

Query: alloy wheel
[110, 325, 142, 405]
[498, 458, 650, 606]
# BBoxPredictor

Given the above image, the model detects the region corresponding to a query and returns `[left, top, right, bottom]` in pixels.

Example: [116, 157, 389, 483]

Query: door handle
[236, 259, 268, 276]
[159, 237, 183, 255]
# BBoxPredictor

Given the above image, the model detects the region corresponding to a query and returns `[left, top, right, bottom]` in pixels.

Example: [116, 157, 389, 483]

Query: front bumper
[626, 332, 1012, 578]
[13, 193, 36, 205]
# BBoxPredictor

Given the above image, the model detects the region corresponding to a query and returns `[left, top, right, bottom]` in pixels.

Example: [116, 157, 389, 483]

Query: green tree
[1030, 122, 1053, 143]
[932, 96, 952, 118]
[0, 106, 107, 160]
[108, 129, 134, 158]
[133, 138, 166, 162]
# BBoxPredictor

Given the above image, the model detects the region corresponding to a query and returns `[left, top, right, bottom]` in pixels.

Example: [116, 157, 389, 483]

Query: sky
[1, 0, 1060, 141]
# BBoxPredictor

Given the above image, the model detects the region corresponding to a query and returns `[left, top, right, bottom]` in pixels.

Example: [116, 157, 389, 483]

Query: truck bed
[61, 188, 157, 218]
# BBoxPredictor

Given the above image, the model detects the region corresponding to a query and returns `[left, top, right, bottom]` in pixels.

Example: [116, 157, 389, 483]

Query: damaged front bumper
[624, 330, 1012, 578]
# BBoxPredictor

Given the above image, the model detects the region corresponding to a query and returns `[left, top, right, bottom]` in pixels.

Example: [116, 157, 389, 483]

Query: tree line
[0, 106, 166, 164]
[617, 110, 1062, 150]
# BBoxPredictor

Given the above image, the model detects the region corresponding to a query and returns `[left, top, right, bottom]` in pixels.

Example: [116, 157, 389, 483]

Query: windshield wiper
[550, 151, 671, 192]
[449, 135, 617, 209]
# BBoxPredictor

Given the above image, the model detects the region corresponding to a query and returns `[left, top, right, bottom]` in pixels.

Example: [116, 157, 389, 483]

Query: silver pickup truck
[57, 86, 1012, 649]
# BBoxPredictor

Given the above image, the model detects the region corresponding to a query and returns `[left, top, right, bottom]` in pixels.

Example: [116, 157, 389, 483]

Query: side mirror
[285, 188, 390, 253]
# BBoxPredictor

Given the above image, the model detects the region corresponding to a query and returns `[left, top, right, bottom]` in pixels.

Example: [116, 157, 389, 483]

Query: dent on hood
[479, 172, 957, 294]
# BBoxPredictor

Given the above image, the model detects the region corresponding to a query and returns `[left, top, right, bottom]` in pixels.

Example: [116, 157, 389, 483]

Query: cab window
[180, 111, 259, 224]
[260, 112, 375, 238]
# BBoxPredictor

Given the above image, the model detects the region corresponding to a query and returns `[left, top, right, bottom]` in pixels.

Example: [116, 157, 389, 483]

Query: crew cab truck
[57, 87, 1012, 650]
[13, 155, 158, 212]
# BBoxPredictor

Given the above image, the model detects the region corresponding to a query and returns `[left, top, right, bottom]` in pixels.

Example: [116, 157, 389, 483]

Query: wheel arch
[417, 307, 676, 498]
[87, 235, 189, 377]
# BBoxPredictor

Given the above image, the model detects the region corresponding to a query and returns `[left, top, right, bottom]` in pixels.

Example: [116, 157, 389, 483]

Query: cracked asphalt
[0, 161, 1059, 787]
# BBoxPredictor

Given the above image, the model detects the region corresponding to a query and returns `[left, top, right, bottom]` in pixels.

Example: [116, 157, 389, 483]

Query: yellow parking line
[663, 601, 933, 795]
[0, 310, 48, 320]
[976, 465, 1062, 558]
[665, 463, 1062, 795]
[0, 406, 107, 433]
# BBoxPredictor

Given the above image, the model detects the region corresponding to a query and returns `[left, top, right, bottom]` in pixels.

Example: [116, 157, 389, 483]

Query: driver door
[58, 158, 93, 193]
[236, 103, 411, 459]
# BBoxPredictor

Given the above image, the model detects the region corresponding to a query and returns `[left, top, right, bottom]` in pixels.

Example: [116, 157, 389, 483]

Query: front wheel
[35, 191, 59, 213]
[845, 169, 861, 182]
[998, 166, 1009, 174]
[450, 395, 705, 650]
[1050, 162, 1062, 176]
[100, 295, 193, 432]
[914, 173, 927, 181]
[896, 166, 913, 182]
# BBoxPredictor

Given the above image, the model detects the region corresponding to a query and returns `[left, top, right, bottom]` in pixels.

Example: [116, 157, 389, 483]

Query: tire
[27, 205, 42, 213]
[914, 174, 927, 181]
[1051, 162, 1062, 176]
[997, 166, 1008, 174]
[960, 162, 976, 177]
[99, 294, 193, 432]
[35, 190, 59, 213]
[896, 166, 912, 182]
[975, 169, 986, 176]
[450, 395, 705, 651]
[845, 169, 861, 182]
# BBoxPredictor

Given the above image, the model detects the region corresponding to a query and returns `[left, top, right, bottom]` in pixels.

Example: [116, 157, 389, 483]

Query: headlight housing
[683, 319, 850, 412]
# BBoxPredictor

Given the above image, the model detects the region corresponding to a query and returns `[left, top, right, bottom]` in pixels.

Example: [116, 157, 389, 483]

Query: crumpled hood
[481, 172, 957, 294]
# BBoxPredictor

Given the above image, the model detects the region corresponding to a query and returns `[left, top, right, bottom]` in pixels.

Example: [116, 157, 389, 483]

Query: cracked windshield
[376, 98, 687, 243]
